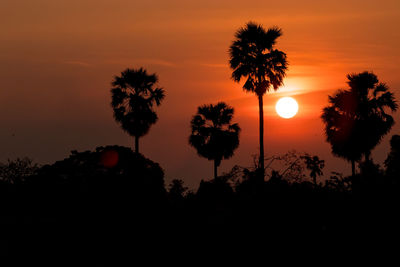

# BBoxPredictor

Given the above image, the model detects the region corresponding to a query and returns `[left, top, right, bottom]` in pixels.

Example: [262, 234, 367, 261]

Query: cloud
[140, 59, 176, 67]
[106, 58, 176, 67]
[64, 61, 92, 67]
[199, 63, 227, 68]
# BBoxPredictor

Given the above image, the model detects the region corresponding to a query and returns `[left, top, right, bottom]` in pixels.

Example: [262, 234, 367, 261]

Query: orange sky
[1, 0, 400, 187]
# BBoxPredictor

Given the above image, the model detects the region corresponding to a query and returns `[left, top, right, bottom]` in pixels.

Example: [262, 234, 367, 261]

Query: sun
[275, 97, 299, 119]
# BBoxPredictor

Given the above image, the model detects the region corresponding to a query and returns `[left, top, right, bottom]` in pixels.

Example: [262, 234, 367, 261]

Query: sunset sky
[1, 0, 399, 187]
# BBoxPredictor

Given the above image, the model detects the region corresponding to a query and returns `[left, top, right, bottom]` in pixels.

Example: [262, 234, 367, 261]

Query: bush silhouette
[20, 145, 166, 223]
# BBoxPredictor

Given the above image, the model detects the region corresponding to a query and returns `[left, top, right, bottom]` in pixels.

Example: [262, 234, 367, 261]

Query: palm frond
[110, 67, 165, 139]
[322, 71, 397, 163]
[229, 22, 288, 95]
[189, 102, 240, 163]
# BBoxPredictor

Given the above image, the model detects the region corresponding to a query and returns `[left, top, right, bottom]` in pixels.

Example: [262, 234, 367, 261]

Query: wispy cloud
[140, 58, 176, 67]
[106, 58, 176, 67]
[199, 63, 227, 68]
[64, 61, 92, 67]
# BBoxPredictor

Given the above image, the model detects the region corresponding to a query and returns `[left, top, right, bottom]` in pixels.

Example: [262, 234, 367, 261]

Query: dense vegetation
[1, 140, 399, 234]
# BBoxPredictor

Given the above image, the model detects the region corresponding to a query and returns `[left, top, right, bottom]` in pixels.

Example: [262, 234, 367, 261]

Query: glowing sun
[275, 97, 299, 119]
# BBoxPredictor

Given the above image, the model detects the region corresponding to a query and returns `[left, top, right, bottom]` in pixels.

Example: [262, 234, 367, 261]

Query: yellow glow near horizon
[275, 97, 299, 119]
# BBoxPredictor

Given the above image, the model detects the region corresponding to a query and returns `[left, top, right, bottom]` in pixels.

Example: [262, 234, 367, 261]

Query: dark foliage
[229, 22, 288, 175]
[385, 134, 400, 178]
[0, 146, 166, 226]
[302, 154, 325, 185]
[321, 71, 397, 175]
[189, 102, 240, 178]
[111, 68, 165, 153]
[0, 158, 39, 184]
[229, 22, 288, 94]
[2, 146, 400, 259]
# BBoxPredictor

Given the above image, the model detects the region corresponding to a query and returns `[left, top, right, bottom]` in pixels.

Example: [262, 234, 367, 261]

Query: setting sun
[275, 97, 299, 119]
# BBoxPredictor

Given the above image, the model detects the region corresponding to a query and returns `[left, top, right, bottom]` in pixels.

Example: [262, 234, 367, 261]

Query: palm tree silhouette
[111, 68, 165, 153]
[229, 22, 288, 177]
[302, 154, 325, 185]
[321, 71, 397, 176]
[189, 102, 241, 179]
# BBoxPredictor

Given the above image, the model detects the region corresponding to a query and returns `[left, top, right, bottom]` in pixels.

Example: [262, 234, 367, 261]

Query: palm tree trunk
[351, 160, 355, 176]
[135, 136, 139, 153]
[258, 95, 265, 178]
[214, 159, 218, 179]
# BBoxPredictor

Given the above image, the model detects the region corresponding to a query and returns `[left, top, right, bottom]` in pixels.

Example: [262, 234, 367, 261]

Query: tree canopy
[189, 102, 240, 179]
[111, 68, 165, 153]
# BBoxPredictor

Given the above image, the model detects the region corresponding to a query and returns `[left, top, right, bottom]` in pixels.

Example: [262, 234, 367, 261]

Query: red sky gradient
[1, 0, 400, 187]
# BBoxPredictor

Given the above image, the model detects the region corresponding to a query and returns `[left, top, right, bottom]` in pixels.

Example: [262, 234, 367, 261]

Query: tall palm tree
[189, 102, 241, 179]
[111, 68, 165, 153]
[229, 22, 288, 177]
[321, 71, 397, 176]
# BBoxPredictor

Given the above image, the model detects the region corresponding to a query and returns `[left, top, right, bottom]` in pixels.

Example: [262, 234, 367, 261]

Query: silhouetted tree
[189, 102, 240, 179]
[324, 172, 351, 192]
[301, 154, 325, 185]
[111, 68, 165, 153]
[264, 150, 307, 183]
[168, 179, 188, 201]
[0, 157, 38, 184]
[321, 71, 397, 175]
[384, 135, 400, 178]
[28, 145, 166, 220]
[229, 22, 288, 177]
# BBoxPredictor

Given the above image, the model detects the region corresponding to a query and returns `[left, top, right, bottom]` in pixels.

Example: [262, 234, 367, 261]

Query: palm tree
[111, 68, 165, 153]
[189, 102, 241, 179]
[302, 154, 325, 185]
[229, 22, 288, 177]
[321, 71, 397, 176]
